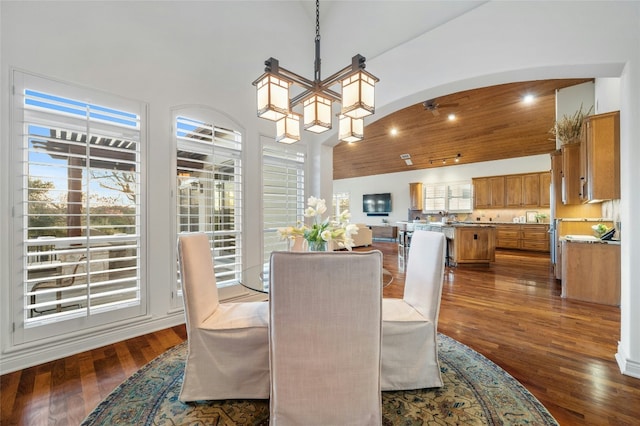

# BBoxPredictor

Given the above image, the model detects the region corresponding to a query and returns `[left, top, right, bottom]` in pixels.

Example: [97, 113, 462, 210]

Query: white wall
[595, 78, 622, 114]
[334, 155, 549, 225]
[2, 1, 639, 377]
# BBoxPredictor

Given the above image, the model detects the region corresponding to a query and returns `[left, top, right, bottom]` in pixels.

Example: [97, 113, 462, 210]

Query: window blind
[262, 142, 306, 264]
[175, 115, 243, 294]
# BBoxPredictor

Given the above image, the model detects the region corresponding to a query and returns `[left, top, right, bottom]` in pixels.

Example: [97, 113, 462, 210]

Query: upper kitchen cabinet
[539, 172, 551, 208]
[409, 182, 424, 210]
[580, 111, 620, 202]
[505, 173, 544, 208]
[561, 142, 582, 204]
[473, 176, 505, 209]
[475, 172, 549, 209]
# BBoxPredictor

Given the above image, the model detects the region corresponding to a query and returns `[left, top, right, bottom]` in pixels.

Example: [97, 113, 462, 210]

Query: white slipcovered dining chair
[177, 233, 269, 401]
[382, 230, 446, 390]
[269, 250, 383, 426]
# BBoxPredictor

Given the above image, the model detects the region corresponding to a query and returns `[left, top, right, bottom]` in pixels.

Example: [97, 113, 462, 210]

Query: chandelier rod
[314, 0, 321, 83]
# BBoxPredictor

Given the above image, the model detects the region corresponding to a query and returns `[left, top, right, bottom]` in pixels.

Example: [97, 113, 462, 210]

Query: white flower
[279, 197, 355, 250]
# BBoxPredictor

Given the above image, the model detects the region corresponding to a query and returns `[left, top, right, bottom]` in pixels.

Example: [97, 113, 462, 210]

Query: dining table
[241, 264, 394, 294]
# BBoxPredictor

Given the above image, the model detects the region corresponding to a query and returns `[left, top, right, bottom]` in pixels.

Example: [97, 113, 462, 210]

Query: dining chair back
[178, 232, 269, 401]
[381, 230, 446, 390]
[269, 250, 383, 426]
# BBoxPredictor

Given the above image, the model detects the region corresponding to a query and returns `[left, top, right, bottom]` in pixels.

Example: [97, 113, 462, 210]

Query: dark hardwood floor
[2, 242, 639, 425]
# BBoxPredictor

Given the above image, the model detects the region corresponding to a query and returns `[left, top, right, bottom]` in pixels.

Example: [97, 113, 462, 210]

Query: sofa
[351, 224, 373, 247]
[330, 223, 372, 250]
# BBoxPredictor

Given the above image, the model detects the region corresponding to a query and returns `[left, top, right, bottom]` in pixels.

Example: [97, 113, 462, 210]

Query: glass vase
[308, 240, 328, 252]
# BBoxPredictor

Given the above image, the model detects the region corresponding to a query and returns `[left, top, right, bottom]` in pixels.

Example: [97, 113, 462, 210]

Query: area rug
[82, 334, 558, 425]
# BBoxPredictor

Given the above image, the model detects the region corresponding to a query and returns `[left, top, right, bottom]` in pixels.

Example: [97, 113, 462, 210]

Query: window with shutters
[173, 110, 243, 307]
[423, 183, 447, 212]
[423, 181, 472, 213]
[333, 192, 350, 218]
[11, 70, 146, 343]
[448, 182, 473, 212]
[262, 139, 306, 265]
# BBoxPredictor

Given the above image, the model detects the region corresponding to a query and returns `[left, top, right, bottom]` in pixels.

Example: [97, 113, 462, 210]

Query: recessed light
[447, 114, 456, 121]
[523, 94, 534, 104]
[390, 128, 398, 136]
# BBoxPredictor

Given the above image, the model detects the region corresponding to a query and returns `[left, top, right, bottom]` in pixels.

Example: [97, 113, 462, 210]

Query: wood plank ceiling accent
[333, 79, 593, 180]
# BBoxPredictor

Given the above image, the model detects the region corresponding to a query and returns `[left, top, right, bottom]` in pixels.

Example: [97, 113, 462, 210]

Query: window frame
[10, 69, 148, 345]
[170, 106, 246, 309]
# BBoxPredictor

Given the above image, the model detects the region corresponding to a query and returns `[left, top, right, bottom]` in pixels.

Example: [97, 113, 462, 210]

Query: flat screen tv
[363, 193, 392, 214]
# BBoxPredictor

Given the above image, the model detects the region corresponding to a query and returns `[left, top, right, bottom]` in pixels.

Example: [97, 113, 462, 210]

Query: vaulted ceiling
[333, 79, 593, 180]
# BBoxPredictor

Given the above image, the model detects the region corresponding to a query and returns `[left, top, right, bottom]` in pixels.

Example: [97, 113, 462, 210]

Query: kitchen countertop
[414, 222, 496, 228]
[561, 235, 621, 245]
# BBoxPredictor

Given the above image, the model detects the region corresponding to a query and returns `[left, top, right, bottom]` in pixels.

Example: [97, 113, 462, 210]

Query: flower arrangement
[277, 196, 358, 251]
[549, 104, 593, 145]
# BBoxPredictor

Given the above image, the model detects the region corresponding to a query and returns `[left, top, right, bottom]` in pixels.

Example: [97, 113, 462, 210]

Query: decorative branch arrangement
[549, 104, 594, 145]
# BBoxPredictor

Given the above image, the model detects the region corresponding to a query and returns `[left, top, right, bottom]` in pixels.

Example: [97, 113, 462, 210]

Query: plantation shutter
[13, 71, 145, 341]
[175, 114, 243, 302]
[424, 183, 447, 212]
[262, 140, 306, 264]
[448, 182, 473, 212]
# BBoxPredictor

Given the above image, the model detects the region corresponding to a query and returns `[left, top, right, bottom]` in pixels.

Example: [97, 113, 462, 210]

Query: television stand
[370, 225, 398, 241]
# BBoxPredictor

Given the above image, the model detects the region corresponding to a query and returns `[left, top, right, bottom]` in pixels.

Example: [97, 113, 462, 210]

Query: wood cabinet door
[489, 176, 505, 208]
[505, 175, 523, 207]
[539, 171, 551, 207]
[473, 178, 491, 208]
[585, 111, 620, 201]
[561, 143, 582, 204]
[409, 182, 424, 210]
[522, 173, 541, 207]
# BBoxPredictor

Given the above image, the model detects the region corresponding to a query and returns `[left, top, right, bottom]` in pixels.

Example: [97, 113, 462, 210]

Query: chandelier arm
[320, 64, 358, 88]
[317, 88, 341, 102]
[276, 67, 315, 90]
[290, 91, 314, 108]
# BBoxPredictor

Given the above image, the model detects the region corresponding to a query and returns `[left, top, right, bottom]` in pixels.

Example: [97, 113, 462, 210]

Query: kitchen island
[413, 222, 496, 266]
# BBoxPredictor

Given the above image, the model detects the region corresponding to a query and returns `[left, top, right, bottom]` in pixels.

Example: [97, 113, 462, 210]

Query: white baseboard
[1, 314, 185, 375]
[616, 343, 640, 379]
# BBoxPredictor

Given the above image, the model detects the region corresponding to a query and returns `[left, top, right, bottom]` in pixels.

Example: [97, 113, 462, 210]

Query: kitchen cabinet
[496, 224, 521, 249]
[495, 224, 549, 252]
[409, 182, 424, 210]
[520, 224, 550, 251]
[474, 172, 549, 209]
[449, 226, 496, 265]
[472, 176, 504, 208]
[561, 142, 582, 204]
[581, 111, 620, 202]
[505, 173, 542, 207]
[561, 240, 620, 306]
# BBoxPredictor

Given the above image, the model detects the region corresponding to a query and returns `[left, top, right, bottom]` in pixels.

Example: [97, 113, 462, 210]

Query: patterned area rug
[82, 334, 558, 425]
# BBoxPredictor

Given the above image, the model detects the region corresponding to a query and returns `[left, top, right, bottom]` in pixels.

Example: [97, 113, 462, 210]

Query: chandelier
[252, 0, 379, 144]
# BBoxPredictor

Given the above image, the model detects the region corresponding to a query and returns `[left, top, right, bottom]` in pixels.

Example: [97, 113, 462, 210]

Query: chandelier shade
[255, 74, 290, 122]
[341, 69, 377, 119]
[303, 95, 333, 133]
[252, 0, 378, 144]
[339, 114, 364, 143]
[276, 113, 301, 144]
